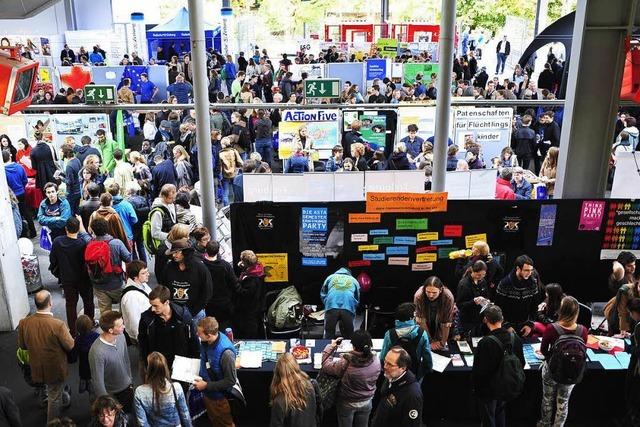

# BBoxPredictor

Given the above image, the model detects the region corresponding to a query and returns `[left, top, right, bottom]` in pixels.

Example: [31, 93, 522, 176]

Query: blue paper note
[615, 352, 631, 369]
[369, 229, 389, 236]
[430, 239, 454, 246]
[301, 257, 328, 267]
[386, 246, 409, 255]
[394, 236, 417, 245]
[591, 353, 623, 370]
[363, 253, 386, 261]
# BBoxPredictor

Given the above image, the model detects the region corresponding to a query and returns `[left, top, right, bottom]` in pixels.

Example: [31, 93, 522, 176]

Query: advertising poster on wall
[398, 107, 438, 141]
[289, 63, 325, 82]
[51, 114, 110, 148]
[359, 114, 387, 149]
[403, 63, 439, 85]
[365, 58, 388, 83]
[376, 38, 398, 58]
[278, 109, 340, 159]
[299, 206, 344, 260]
[453, 107, 513, 163]
[23, 115, 53, 144]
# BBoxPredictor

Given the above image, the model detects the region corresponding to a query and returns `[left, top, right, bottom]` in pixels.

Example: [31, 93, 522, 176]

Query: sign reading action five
[304, 79, 340, 98]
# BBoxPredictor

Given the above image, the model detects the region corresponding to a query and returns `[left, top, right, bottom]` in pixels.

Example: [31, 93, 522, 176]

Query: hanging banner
[366, 192, 448, 213]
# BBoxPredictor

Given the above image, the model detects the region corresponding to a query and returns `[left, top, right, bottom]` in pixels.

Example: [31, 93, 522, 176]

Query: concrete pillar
[555, 0, 638, 198]
[0, 162, 29, 331]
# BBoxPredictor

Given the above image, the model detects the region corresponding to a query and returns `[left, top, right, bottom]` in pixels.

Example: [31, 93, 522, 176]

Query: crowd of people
[6, 231, 640, 427]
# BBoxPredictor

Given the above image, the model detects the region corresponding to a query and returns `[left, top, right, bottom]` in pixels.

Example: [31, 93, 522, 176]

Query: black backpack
[548, 324, 587, 385]
[487, 333, 525, 401]
[389, 328, 422, 375]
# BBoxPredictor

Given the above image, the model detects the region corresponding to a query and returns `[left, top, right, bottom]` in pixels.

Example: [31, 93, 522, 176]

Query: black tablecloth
[235, 339, 626, 424]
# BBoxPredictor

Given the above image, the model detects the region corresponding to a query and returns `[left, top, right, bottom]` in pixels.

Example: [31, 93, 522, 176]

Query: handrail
[24, 99, 567, 112]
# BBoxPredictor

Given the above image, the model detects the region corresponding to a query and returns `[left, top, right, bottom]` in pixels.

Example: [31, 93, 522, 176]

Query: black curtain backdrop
[231, 199, 622, 308]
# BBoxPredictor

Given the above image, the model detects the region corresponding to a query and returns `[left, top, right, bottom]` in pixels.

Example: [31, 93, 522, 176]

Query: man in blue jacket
[107, 183, 138, 250]
[61, 145, 82, 215]
[511, 167, 533, 200]
[321, 267, 360, 339]
[194, 316, 238, 427]
[379, 302, 433, 382]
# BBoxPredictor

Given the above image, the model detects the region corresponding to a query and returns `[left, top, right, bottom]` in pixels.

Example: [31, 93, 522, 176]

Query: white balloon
[17, 238, 34, 256]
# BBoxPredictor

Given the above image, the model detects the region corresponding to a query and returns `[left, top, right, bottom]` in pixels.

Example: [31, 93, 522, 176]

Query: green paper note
[373, 236, 394, 245]
[396, 218, 428, 230]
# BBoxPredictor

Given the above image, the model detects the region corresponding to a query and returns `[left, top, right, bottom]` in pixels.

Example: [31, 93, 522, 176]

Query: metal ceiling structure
[0, 0, 61, 19]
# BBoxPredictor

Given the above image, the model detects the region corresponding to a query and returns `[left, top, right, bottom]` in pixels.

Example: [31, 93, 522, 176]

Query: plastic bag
[39, 227, 52, 251]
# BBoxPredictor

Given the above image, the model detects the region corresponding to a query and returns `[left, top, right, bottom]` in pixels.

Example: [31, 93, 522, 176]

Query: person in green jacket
[95, 129, 117, 175]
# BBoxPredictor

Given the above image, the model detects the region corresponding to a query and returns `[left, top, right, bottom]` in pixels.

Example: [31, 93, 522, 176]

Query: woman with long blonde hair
[270, 353, 318, 427]
[172, 145, 193, 189]
[134, 352, 192, 426]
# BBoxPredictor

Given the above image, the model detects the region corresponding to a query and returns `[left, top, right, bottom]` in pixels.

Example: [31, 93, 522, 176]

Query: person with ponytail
[320, 330, 381, 427]
[270, 353, 318, 427]
[133, 351, 192, 426]
[414, 276, 457, 350]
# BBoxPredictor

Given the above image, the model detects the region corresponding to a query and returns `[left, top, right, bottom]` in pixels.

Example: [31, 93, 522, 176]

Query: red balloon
[357, 271, 372, 293]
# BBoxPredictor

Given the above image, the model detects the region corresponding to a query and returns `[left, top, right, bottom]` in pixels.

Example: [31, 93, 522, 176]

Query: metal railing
[23, 99, 567, 112]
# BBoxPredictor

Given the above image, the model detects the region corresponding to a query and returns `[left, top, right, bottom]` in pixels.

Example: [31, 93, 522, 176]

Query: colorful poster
[376, 38, 398, 58]
[537, 205, 557, 246]
[359, 114, 387, 150]
[366, 192, 448, 213]
[23, 114, 53, 144]
[280, 110, 339, 159]
[365, 58, 388, 81]
[299, 207, 344, 258]
[255, 253, 289, 282]
[579, 201, 605, 231]
[403, 63, 439, 85]
[602, 202, 640, 250]
[51, 114, 110, 149]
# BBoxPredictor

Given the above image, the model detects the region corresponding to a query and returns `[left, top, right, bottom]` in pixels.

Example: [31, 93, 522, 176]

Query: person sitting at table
[472, 304, 525, 427]
[414, 276, 457, 350]
[609, 251, 637, 296]
[456, 261, 491, 338]
[494, 255, 543, 337]
[379, 303, 433, 382]
[320, 268, 360, 339]
[320, 330, 380, 427]
[533, 283, 565, 337]
[605, 278, 640, 336]
[624, 298, 640, 425]
[454, 240, 504, 292]
[538, 296, 587, 427]
[270, 353, 319, 427]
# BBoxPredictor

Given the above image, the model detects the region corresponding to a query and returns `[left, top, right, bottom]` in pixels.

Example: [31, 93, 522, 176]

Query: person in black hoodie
[30, 132, 57, 192]
[62, 145, 82, 215]
[372, 346, 423, 427]
[456, 260, 491, 338]
[203, 241, 237, 331]
[233, 250, 266, 338]
[49, 216, 93, 336]
[163, 238, 213, 324]
[79, 183, 101, 230]
[494, 255, 543, 337]
[472, 304, 525, 427]
[138, 285, 200, 370]
[75, 136, 102, 165]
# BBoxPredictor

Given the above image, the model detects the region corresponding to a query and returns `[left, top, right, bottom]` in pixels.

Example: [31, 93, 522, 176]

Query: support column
[555, 0, 637, 198]
[432, 0, 456, 192]
[188, 0, 218, 239]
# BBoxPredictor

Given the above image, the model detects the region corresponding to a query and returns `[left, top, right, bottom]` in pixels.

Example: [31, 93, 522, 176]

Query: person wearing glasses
[494, 255, 544, 337]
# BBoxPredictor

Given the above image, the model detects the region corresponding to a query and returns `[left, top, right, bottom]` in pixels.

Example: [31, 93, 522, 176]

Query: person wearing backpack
[379, 302, 433, 382]
[320, 330, 381, 427]
[538, 296, 588, 427]
[120, 261, 151, 345]
[472, 304, 525, 427]
[146, 183, 177, 259]
[86, 217, 132, 315]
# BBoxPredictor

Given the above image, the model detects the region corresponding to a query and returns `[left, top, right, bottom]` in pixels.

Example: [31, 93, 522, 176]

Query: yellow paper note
[417, 232, 439, 241]
[416, 253, 437, 263]
[358, 245, 380, 251]
[465, 233, 488, 248]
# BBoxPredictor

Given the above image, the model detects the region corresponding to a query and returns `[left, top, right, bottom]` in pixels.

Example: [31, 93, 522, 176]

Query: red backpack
[85, 239, 122, 284]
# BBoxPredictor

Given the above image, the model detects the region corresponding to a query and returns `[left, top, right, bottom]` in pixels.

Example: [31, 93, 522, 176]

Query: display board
[403, 63, 439, 85]
[278, 109, 340, 160]
[51, 114, 110, 148]
[453, 107, 513, 162]
[326, 63, 364, 94]
[289, 63, 326, 82]
[231, 199, 621, 305]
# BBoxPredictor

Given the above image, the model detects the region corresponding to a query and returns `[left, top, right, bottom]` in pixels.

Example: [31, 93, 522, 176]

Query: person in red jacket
[495, 168, 516, 200]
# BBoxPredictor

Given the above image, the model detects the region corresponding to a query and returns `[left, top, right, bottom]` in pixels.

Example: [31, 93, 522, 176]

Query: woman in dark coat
[233, 250, 266, 339]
